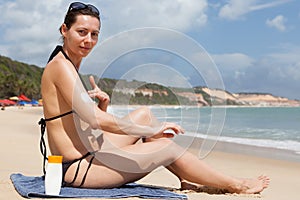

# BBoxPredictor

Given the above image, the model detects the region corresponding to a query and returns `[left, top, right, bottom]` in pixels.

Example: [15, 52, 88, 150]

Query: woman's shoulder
[46, 53, 69, 70]
[44, 54, 77, 78]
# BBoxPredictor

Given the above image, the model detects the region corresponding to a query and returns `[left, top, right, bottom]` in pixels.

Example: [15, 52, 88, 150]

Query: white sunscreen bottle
[45, 155, 63, 195]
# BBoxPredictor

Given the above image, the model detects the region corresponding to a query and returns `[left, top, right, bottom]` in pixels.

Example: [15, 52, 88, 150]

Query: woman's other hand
[88, 76, 110, 111]
[151, 122, 185, 139]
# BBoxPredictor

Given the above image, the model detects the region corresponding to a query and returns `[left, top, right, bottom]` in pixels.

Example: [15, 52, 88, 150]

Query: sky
[0, 0, 299, 100]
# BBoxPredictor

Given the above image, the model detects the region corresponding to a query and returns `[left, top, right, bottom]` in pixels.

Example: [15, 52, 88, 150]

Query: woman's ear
[61, 24, 68, 37]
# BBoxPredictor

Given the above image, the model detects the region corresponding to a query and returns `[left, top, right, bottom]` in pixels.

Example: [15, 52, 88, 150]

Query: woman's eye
[78, 30, 87, 35]
[92, 32, 99, 39]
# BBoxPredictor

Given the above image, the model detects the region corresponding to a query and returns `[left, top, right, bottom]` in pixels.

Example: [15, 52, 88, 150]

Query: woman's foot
[180, 180, 227, 194]
[181, 175, 270, 194]
[180, 180, 200, 190]
[228, 175, 270, 194]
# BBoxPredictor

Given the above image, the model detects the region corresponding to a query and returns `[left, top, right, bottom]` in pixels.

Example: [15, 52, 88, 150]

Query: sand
[1, 106, 299, 200]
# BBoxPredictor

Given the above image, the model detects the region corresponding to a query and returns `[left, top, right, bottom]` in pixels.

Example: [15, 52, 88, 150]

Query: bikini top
[38, 45, 87, 175]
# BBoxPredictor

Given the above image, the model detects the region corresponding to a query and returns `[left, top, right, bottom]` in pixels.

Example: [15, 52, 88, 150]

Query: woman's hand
[88, 76, 110, 111]
[151, 122, 185, 139]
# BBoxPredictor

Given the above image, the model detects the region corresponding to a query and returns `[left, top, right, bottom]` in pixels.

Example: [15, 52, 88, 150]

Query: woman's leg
[110, 138, 270, 194]
[96, 107, 269, 193]
[67, 137, 269, 194]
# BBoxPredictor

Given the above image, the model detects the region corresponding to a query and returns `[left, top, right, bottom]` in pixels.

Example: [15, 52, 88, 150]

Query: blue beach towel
[10, 173, 187, 199]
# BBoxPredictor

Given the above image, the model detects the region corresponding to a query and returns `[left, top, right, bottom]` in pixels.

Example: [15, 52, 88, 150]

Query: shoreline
[174, 135, 300, 163]
[1, 106, 300, 199]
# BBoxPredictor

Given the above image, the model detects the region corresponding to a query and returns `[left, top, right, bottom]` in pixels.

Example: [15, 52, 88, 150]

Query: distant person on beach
[39, 1, 269, 194]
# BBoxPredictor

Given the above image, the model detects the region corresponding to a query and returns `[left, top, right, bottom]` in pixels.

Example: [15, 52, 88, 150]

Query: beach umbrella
[30, 99, 39, 105]
[38, 99, 43, 106]
[0, 99, 17, 105]
[0, 99, 7, 105]
[9, 96, 19, 101]
[8, 99, 17, 105]
[18, 94, 31, 101]
[19, 100, 29, 106]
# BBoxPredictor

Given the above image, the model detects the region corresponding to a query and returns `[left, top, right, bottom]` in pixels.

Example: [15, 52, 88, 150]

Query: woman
[40, 2, 269, 193]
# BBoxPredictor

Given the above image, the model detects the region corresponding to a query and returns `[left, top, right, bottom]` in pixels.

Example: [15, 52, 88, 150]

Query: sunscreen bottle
[45, 155, 63, 195]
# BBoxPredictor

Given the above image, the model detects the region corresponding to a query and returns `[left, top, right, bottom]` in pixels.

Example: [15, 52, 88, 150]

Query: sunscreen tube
[45, 155, 63, 195]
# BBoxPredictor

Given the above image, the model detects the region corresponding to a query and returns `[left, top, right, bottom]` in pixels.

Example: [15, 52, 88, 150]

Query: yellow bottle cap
[48, 155, 63, 163]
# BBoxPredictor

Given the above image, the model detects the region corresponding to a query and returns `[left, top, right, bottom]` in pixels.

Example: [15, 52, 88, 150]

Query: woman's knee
[155, 138, 185, 159]
[136, 106, 152, 118]
[128, 106, 155, 125]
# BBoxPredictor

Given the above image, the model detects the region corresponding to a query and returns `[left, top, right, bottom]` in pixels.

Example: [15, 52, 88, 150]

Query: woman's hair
[59, 5, 100, 35]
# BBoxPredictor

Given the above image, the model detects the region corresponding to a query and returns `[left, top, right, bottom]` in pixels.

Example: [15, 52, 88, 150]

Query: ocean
[108, 106, 300, 158]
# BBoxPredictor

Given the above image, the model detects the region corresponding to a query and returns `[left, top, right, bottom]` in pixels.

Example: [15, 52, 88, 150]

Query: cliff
[179, 87, 300, 107]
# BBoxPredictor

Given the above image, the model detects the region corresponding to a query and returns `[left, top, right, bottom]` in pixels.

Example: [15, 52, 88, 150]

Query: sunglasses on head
[68, 2, 100, 15]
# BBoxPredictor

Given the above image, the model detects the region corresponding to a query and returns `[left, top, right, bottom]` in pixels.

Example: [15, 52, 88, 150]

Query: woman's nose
[84, 33, 93, 43]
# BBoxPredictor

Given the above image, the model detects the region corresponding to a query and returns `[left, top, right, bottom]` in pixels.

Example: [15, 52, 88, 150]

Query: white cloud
[266, 15, 287, 31]
[213, 53, 254, 71]
[244, 47, 300, 99]
[0, 0, 68, 65]
[99, 0, 208, 37]
[0, 0, 208, 66]
[0, 1, 65, 38]
[218, 0, 291, 20]
[212, 53, 254, 83]
[261, 46, 300, 80]
[218, 0, 256, 20]
[120, 63, 192, 88]
[216, 46, 300, 99]
[250, 0, 292, 11]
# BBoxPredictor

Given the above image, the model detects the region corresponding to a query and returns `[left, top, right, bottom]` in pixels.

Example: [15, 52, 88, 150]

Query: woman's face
[63, 15, 100, 58]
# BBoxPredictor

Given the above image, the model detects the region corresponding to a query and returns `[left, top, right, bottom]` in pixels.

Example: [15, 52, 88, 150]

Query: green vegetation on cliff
[0, 55, 43, 99]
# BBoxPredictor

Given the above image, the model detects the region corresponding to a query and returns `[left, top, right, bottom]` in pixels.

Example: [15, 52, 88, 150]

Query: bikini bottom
[62, 151, 96, 187]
